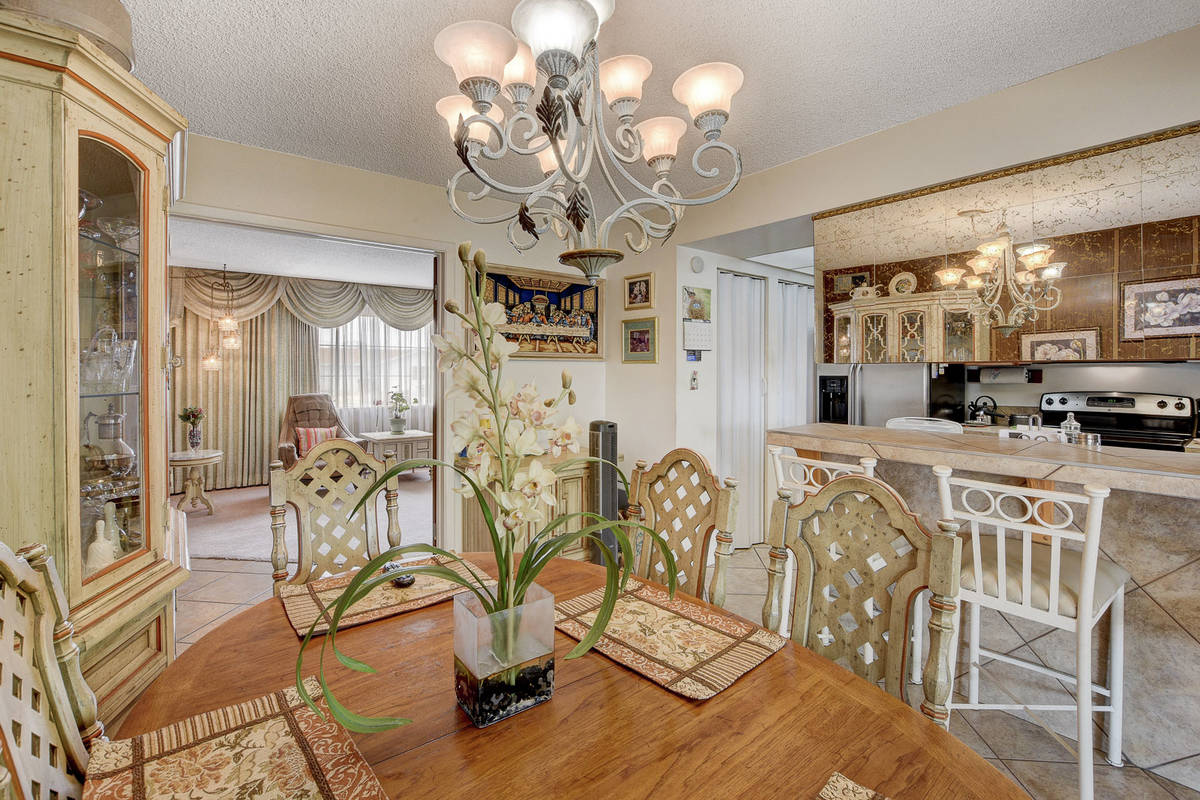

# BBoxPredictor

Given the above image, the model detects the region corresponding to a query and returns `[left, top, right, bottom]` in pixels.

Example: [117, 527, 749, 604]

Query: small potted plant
[297, 243, 676, 730]
[178, 406, 205, 451]
[389, 389, 413, 434]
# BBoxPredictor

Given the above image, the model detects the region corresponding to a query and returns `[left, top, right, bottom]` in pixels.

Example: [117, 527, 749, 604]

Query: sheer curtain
[318, 311, 436, 434]
[717, 271, 767, 547]
[771, 280, 815, 426]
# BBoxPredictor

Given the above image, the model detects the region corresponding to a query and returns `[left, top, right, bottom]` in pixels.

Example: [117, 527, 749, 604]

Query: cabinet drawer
[412, 441, 432, 459]
[82, 605, 170, 724]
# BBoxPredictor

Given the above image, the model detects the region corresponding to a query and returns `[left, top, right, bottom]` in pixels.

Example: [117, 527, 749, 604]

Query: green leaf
[565, 541, 622, 659]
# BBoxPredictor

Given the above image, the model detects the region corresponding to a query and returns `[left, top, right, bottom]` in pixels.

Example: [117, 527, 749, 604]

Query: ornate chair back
[277, 392, 361, 468]
[269, 438, 401, 593]
[768, 445, 877, 499]
[0, 542, 104, 800]
[764, 475, 962, 724]
[626, 448, 737, 603]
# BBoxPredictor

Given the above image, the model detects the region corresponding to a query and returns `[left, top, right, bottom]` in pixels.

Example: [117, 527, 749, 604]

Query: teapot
[83, 403, 136, 476]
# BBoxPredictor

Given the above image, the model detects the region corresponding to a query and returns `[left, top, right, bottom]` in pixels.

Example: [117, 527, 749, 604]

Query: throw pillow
[296, 425, 338, 456]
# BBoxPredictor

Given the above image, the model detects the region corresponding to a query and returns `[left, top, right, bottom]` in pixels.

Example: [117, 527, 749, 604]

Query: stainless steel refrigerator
[816, 363, 966, 426]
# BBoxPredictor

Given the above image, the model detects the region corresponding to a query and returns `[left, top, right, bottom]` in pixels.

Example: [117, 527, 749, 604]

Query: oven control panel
[1040, 391, 1194, 418]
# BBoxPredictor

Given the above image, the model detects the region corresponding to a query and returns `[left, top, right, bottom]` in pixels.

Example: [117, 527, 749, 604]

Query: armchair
[277, 393, 362, 468]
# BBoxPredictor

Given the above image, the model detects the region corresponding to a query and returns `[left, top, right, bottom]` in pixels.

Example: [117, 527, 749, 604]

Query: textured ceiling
[124, 0, 1200, 194]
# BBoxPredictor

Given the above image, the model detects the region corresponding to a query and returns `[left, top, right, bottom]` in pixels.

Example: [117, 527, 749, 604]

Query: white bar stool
[768, 445, 877, 499]
[933, 465, 1127, 800]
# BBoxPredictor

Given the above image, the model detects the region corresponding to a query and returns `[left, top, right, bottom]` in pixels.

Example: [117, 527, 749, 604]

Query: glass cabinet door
[78, 137, 147, 580]
[943, 310, 975, 362]
[898, 310, 926, 362]
[834, 315, 852, 363]
[861, 312, 889, 363]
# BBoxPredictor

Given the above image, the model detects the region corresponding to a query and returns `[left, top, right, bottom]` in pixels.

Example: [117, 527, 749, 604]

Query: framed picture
[1020, 329, 1099, 361]
[624, 272, 654, 310]
[475, 264, 603, 359]
[682, 286, 712, 321]
[833, 271, 870, 293]
[622, 317, 658, 363]
[1121, 276, 1200, 340]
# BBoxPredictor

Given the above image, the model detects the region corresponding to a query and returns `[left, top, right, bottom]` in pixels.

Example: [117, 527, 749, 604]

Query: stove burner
[1039, 391, 1197, 452]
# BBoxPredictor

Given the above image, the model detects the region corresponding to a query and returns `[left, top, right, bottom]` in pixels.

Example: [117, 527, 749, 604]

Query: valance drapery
[171, 268, 434, 331]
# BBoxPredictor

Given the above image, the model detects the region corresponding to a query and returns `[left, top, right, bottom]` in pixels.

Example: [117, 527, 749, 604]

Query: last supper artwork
[480, 265, 603, 359]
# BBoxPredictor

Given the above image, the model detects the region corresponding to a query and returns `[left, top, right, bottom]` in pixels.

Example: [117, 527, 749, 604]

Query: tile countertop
[767, 423, 1200, 499]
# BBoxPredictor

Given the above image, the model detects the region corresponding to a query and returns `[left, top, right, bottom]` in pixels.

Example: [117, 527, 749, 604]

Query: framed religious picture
[1121, 276, 1200, 340]
[622, 317, 658, 363]
[624, 272, 654, 310]
[1020, 329, 1100, 361]
[474, 264, 603, 359]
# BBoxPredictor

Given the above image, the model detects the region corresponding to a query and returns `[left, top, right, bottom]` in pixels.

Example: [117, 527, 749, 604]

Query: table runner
[279, 556, 490, 636]
[818, 772, 891, 799]
[555, 578, 787, 700]
[83, 677, 386, 800]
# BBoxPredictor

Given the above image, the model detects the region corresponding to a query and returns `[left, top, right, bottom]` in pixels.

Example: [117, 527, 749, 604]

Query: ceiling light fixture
[433, 0, 744, 282]
[940, 210, 1066, 337]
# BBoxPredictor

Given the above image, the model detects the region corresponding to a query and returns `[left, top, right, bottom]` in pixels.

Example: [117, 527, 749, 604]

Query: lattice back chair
[626, 449, 737, 605]
[269, 438, 401, 594]
[934, 465, 1125, 800]
[768, 445, 877, 499]
[0, 542, 105, 800]
[763, 475, 963, 726]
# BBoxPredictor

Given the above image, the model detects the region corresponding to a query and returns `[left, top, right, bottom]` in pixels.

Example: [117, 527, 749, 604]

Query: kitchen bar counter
[767, 423, 1200, 499]
[768, 422, 1200, 779]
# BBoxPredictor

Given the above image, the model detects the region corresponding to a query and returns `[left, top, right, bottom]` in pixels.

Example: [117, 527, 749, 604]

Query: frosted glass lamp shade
[436, 95, 505, 143]
[635, 116, 688, 174]
[502, 41, 537, 88]
[529, 135, 563, 175]
[434, 21, 518, 86]
[935, 267, 965, 287]
[963, 275, 985, 290]
[599, 55, 652, 103]
[512, 0, 598, 87]
[966, 255, 997, 275]
[584, 0, 614, 26]
[672, 62, 744, 119]
[1017, 247, 1054, 270]
[1038, 262, 1067, 281]
[976, 236, 1010, 258]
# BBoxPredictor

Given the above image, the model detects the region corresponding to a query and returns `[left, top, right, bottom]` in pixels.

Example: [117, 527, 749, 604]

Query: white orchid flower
[550, 416, 584, 457]
[515, 459, 557, 507]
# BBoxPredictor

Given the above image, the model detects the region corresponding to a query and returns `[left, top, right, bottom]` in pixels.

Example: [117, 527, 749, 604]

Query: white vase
[389, 415, 407, 434]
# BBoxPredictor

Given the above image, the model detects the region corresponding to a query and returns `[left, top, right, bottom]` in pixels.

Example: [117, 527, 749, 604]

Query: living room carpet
[179, 472, 434, 562]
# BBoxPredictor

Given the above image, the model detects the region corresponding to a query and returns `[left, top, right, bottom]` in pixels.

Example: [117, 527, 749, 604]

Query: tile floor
[725, 545, 1200, 800]
[173, 546, 1200, 799]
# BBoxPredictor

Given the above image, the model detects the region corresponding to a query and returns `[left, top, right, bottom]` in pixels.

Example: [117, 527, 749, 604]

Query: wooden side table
[359, 430, 433, 473]
[168, 449, 223, 515]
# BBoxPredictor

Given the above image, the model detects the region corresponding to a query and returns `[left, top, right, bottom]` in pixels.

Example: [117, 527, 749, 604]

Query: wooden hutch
[0, 9, 188, 723]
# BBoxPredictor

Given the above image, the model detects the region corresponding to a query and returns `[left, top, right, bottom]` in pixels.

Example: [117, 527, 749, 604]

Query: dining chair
[0, 541, 105, 800]
[269, 438, 401, 594]
[763, 475, 963, 726]
[934, 465, 1126, 800]
[768, 445, 877, 498]
[625, 448, 738, 606]
[885, 416, 964, 434]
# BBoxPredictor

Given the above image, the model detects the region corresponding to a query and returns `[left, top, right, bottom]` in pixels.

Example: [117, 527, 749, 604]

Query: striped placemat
[83, 678, 386, 799]
[818, 772, 891, 799]
[279, 555, 491, 637]
[554, 579, 787, 700]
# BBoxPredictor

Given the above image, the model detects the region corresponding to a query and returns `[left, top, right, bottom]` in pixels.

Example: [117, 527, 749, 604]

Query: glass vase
[453, 582, 554, 727]
[187, 424, 201, 452]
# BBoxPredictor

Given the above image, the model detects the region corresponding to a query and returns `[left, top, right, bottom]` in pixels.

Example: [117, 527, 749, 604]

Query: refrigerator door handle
[850, 363, 862, 426]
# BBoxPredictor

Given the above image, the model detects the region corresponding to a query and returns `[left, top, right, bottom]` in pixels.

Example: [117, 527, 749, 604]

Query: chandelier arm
[446, 172, 525, 226]
[598, 197, 681, 252]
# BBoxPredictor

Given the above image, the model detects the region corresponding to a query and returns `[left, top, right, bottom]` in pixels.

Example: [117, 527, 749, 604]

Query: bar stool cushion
[959, 535, 1129, 619]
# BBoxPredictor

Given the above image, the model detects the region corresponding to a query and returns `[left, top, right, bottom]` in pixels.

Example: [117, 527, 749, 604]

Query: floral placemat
[83, 677, 387, 800]
[818, 772, 891, 800]
[554, 579, 788, 700]
[279, 556, 491, 637]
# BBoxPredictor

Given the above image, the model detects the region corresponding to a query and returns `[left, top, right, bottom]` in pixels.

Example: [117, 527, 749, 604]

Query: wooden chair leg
[911, 591, 925, 684]
[709, 530, 733, 607]
[1106, 589, 1125, 768]
[762, 545, 787, 633]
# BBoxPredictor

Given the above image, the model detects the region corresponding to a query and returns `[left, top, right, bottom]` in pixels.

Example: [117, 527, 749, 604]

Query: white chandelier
[433, 0, 745, 282]
[937, 209, 1066, 337]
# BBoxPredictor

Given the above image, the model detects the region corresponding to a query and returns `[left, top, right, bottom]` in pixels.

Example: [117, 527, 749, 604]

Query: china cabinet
[829, 273, 990, 363]
[0, 10, 187, 723]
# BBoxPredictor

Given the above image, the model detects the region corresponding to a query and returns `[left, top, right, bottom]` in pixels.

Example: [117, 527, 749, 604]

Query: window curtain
[171, 305, 319, 489]
[771, 281, 814, 426]
[172, 269, 434, 331]
[318, 312, 436, 435]
[716, 271, 767, 547]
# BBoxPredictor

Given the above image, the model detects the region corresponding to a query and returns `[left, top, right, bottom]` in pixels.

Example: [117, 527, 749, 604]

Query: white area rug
[178, 473, 434, 562]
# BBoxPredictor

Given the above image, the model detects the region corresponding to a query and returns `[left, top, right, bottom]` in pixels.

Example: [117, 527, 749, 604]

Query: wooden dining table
[122, 555, 1027, 799]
